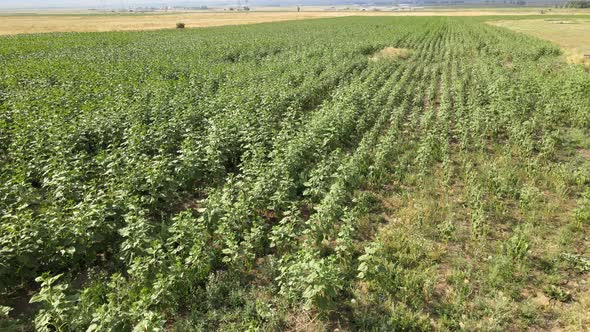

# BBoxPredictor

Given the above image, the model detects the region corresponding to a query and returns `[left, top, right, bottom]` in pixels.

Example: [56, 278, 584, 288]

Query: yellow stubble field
[490, 18, 590, 66]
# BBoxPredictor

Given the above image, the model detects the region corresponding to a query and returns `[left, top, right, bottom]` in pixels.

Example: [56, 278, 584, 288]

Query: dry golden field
[1, 8, 590, 35]
[490, 18, 590, 66]
[0, 12, 349, 35]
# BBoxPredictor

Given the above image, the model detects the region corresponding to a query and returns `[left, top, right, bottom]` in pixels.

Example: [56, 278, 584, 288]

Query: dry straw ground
[369, 47, 413, 61]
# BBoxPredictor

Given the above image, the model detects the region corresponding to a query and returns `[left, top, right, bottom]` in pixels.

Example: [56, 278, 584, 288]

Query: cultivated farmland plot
[0, 16, 589, 331]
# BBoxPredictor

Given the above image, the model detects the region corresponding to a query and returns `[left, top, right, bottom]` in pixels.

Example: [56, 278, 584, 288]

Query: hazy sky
[0, 1, 241, 9]
[0, 0, 565, 9]
[0, 0, 357, 9]
[0, 0, 342, 9]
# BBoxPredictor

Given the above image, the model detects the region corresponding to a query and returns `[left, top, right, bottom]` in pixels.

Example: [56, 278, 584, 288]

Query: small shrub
[503, 231, 530, 261]
[176, 22, 185, 29]
[544, 285, 573, 302]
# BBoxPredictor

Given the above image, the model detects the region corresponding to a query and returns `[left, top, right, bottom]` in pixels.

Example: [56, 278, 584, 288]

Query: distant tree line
[502, 0, 527, 5]
[564, 0, 590, 7]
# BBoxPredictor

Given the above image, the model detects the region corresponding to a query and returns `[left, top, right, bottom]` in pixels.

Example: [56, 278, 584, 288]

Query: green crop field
[1, 16, 589, 331]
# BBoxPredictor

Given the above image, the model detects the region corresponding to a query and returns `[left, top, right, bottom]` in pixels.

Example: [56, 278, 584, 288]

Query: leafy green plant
[544, 285, 573, 303]
[30, 274, 78, 332]
[0, 15, 589, 330]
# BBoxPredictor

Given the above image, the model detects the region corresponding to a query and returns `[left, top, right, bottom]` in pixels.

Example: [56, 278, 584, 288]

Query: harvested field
[490, 18, 590, 66]
[0, 12, 351, 35]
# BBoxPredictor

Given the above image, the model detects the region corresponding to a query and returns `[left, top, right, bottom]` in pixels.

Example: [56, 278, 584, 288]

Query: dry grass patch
[0, 12, 354, 35]
[562, 288, 590, 331]
[370, 47, 413, 61]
